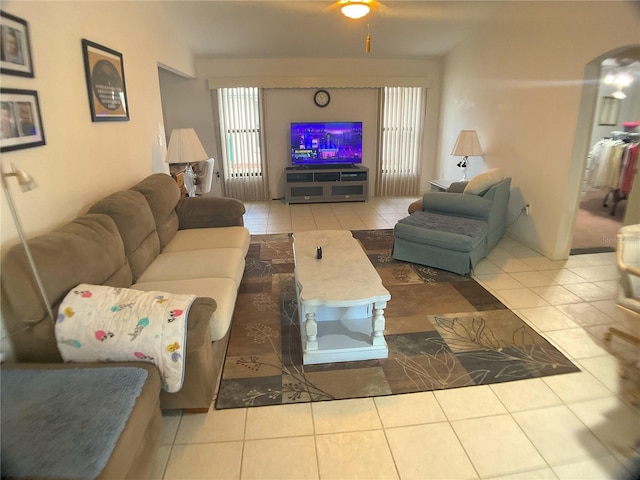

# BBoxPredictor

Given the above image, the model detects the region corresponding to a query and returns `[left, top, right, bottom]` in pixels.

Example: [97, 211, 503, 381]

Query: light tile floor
[151, 197, 640, 480]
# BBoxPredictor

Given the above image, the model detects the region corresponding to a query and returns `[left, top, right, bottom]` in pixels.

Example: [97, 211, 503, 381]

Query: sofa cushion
[1, 214, 132, 325]
[1, 367, 149, 479]
[162, 226, 251, 256]
[130, 174, 181, 249]
[136, 248, 246, 288]
[133, 279, 237, 341]
[395, 212, 488, 253]
[0, 214, 132, 362]
[1, 363, 161, 480]
[464, 168, 504, 195]
[89, 190, 161, 282]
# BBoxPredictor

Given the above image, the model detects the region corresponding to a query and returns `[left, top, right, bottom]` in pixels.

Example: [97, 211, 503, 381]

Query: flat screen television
[290, 121, 362, 166]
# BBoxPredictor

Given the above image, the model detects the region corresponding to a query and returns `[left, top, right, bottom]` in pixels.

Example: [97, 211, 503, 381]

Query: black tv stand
[285, 165, 368, 204]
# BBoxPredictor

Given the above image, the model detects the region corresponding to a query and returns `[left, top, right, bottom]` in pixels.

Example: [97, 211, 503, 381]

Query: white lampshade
[451, 130, 483, 157]
[165, 128, 208, 164]
[341, 0, 370, 19]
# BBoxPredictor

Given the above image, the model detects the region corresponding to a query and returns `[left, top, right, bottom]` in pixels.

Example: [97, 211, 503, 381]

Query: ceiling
[158, 1, 502, 59]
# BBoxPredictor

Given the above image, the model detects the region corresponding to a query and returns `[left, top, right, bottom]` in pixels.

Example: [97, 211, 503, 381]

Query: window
[378, 87, 426, 196]
[217, 87, 268, 201]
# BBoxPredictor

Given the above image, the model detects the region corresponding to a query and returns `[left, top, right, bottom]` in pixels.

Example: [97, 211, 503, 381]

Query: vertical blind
[377, 87, 426, 196]
[217, 87, 269, 201]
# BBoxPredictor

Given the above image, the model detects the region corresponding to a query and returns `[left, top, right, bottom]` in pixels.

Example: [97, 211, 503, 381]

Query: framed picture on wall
[0, 11, 35, 77]
[81, 39, 130, 122]
[598, 96, 621, 126]
[0, 88, 45, 152]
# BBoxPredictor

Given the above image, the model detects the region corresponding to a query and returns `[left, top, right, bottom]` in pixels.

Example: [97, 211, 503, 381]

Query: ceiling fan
[328, 0, 386, 53]
[337, 0, 379, 19]
[329, 0, 384, 20]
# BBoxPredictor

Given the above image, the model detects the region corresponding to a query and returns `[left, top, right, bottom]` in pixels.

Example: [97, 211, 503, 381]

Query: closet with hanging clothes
[586, 131, 639, 215]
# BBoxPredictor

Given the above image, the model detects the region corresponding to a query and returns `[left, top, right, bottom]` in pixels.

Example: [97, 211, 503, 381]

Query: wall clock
[313, 89, 330, 108]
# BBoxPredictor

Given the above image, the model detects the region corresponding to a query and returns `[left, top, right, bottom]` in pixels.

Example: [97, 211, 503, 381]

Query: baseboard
[570, 246, 615, 255]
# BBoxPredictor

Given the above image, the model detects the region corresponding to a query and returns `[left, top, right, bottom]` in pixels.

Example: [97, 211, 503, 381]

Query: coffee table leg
[371, 301, 387, 346]
[305, 311, 318, 351]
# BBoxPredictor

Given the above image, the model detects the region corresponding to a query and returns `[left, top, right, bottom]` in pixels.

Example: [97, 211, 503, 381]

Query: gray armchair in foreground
[604, 224, 639, 407]
[616, 224, 640, 317]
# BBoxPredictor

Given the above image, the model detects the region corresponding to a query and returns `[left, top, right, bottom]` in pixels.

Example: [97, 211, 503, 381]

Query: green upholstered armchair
[393, 170, 511, 275]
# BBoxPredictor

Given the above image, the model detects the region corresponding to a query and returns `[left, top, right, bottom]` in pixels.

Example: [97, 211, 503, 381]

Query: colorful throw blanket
[55, 284, 195, 392]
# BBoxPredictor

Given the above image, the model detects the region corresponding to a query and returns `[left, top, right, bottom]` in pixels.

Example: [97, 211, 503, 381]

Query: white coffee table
[292, 230, 391, 364]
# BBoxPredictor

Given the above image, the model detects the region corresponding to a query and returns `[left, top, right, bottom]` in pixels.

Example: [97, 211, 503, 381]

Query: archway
[560, 45, 640, 257]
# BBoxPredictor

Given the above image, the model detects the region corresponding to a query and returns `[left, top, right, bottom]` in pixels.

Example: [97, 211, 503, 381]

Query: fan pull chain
[366, 20, 371, 53]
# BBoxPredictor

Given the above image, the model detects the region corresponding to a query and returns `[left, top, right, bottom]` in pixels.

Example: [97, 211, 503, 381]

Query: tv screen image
[291, 121, 363, 166]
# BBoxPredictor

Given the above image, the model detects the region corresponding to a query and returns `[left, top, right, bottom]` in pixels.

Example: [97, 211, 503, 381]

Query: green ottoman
[393, 211, 489, 275]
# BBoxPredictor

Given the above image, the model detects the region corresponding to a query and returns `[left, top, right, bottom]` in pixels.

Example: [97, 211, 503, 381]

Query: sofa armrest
[184, 297, 217, 352]
[175, 197, 246, 229]
[407, 180, 470, 214]
[447, 181, 468, 193]
[422, 192, 492, 219]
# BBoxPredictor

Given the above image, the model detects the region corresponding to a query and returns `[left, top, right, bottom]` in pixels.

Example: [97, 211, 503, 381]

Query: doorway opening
[571, 47, 640, 255]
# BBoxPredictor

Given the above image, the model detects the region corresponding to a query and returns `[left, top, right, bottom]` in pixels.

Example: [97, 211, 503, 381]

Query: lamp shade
[10, 164, 38, 192]
[165, 128, 208, 164]
[451, 130, 483, 157]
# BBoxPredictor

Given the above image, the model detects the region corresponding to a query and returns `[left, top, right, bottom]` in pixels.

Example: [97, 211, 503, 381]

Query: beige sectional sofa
[1, 173, 250, 411]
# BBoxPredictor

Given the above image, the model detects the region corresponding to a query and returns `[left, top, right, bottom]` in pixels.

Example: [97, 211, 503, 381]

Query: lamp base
[457, 156, 469, 182]
[183, 164, 197, 197]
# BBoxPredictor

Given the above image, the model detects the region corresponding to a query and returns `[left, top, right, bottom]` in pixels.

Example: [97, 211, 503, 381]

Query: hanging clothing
[587, 137, 639, 191]
[619, 142, 639, 195]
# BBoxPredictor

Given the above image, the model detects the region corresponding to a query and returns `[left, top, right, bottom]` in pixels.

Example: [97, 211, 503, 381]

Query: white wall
[194, 57, 443, 196]
[157, 77, 383, 200]
[158, 68, 224, 197]
[263, 88, 379, 199]
[439, 2, 640, 259]
[0, 1, 194, 358]
[1, 1, 194, 250]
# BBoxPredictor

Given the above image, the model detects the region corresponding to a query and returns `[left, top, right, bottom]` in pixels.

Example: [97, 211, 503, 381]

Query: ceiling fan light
[341, 1, 370, 19]
[615, 73, 633, 88]
[611, 89, 627, 100]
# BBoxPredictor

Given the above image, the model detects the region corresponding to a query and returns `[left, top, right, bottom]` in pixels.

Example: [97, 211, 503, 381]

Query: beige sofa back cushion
[130, 174, 180, 249]
[89, 191, 161, 282]
[0, 214, 132, 362]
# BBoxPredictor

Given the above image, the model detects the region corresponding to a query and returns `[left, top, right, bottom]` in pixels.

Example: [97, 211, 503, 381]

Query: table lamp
[165, 128, 209, 197]
[451, 130, 483, 181]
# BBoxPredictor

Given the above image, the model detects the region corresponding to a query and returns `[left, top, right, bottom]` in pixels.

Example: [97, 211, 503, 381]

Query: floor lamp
[1, 163, 54, 321]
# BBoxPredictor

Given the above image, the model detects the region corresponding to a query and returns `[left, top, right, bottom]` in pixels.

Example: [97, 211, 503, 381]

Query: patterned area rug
[216, 229, 579, 409]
